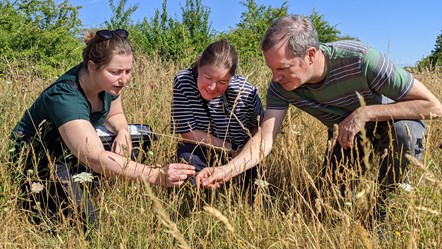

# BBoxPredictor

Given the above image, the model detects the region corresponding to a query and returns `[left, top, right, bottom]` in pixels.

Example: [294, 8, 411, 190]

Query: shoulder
[175, 68, 195, 81]
[174, 68, 196, 88]
[321, 40, 371, 60]
[43, 81, 81, 99]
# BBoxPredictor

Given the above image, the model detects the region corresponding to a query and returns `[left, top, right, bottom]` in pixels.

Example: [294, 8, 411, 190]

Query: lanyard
[202, 92, 236, 149]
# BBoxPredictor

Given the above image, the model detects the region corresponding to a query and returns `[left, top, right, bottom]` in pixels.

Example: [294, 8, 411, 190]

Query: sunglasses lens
[114, 29, 129, 39]
[96, 30, 113, 40]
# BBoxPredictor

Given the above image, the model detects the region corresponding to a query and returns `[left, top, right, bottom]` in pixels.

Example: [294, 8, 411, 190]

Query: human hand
[163, 163, 195, 187]
[112, 129, 132, 156]
[195, 166, 235, 189]
[337, 108, 366, 148]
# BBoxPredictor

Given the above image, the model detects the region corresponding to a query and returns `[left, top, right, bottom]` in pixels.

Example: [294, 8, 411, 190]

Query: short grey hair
[261, 15, 319, 57]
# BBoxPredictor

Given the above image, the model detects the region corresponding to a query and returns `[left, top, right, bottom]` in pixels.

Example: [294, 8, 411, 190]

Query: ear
[307, 47, 318, 64]
[87, 60, 97, 72]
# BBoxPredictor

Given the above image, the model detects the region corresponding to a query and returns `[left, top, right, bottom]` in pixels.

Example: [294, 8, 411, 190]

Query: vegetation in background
[0, 0, 83, 78]
[104, 0, 139, 30]
[0, 0, 352, 77]
[418, 30, 442, 69]
[1, 0, 441, 248]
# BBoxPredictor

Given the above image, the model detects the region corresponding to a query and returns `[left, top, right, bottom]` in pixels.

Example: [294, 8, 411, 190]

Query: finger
[180, 169, 196, 177]
[202, 175, 214, 187]
[196, 175, 201, 189]
[170, 163, 195, 171]
[112, 142, 119, 154]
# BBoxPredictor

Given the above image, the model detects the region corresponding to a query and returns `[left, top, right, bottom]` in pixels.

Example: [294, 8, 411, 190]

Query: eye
[278, 64, 293, 71]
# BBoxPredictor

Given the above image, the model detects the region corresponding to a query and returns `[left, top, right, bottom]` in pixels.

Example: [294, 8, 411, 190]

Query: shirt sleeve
[42, 83, 90, 128]
[363, 47, 414, 101]
[170, 75, 196, 134]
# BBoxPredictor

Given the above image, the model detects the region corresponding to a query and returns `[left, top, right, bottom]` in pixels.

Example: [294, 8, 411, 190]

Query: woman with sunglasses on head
[170, 39, 264, 198]
[10, 29, 195, 226]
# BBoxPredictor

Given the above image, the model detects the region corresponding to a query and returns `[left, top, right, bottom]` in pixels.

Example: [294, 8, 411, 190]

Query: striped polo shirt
[266, 40, 414, 129]
[170, 68, 264, 148]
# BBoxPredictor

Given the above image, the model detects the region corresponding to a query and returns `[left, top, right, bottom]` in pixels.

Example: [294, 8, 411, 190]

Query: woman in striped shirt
[170, 39, 264, 192]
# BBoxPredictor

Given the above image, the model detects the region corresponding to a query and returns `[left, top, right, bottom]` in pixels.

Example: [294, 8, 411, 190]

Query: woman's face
[197, 64, 232, 100]
[91, 53, 133, 96]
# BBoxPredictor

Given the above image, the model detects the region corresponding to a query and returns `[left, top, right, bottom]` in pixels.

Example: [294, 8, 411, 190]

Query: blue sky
[68, 0, 442, 67]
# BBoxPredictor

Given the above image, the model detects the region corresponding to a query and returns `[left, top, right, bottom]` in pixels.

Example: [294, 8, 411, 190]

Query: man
[196, 15, 442, 210]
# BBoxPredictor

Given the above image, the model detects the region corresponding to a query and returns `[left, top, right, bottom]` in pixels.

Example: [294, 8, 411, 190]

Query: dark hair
[82, 29, 133, 71]
[192, 39, 238, 76]
[261, 15, 319, 57]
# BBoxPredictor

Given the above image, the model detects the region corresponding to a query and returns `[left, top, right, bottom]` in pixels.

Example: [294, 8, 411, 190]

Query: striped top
[170, 68, 264, 148]
[266, 40, 414, 129]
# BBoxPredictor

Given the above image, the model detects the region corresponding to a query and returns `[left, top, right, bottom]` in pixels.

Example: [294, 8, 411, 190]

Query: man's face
[263, 39, 312, 91]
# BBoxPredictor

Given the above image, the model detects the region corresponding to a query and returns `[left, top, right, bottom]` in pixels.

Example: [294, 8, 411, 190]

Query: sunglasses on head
[96, 29, 129, 42]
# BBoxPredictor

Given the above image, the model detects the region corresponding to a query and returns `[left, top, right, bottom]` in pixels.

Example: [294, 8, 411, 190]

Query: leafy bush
[0, 0, 83, 78]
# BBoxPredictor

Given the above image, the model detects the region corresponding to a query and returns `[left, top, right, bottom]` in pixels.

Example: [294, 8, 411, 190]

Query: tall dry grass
[0, 55, 441, 248]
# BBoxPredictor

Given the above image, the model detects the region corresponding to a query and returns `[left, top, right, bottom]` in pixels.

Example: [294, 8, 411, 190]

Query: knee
[177, 151, 193, 163]
[392, 120, 426, 158]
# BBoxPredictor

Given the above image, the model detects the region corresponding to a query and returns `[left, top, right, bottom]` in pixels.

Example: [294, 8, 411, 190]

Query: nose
[119, 72, 130, 85]
[207, 81, 216, 91]
[271, 70, 282, 83]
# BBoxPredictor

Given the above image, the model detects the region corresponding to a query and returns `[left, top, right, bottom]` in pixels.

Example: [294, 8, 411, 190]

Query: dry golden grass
[0, 55, 441, 248]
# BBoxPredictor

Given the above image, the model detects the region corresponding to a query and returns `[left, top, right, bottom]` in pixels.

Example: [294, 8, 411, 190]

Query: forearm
[223, 129, 272, 177]
[105, 113, 129, 134]
[362, 100, 442, 122]
[87, 150, 165, 185]
[181, 129, 233, 150]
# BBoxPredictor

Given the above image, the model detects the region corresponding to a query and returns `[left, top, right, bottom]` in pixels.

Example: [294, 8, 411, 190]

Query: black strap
[201, 91, 236, 150]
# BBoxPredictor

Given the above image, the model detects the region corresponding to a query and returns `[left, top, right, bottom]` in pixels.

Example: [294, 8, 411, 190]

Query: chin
[201, 93, 216, 101]
[108, 90, 122, 97]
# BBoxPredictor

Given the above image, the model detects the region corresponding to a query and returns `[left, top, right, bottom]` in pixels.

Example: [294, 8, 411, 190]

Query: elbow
[80, 151, 106, 175]
[429, 101, 442, 119]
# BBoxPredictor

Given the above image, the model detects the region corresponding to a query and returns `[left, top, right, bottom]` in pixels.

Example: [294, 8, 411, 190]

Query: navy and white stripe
[170, 68, 264, 148]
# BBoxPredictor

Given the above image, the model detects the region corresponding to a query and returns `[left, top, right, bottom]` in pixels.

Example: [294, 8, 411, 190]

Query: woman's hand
[162, 163, 196, 187]
[112, 128, 132, 157]
[195, 166, 235, 189]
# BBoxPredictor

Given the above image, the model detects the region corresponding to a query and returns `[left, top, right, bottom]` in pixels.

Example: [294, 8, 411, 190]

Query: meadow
[0, 55, 441, 248]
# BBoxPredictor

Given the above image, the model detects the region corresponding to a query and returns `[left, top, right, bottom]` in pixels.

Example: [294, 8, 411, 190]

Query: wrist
[141, 166, 161, 185]
[223, 164, 240, 179]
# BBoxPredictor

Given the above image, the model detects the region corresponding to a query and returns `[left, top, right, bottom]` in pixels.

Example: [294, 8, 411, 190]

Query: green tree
[181, 0, 213, 54]
[104, 0, 138, 30]
[130, 0, 213, 65]
[220, 0, 288, 64]
[418, 30, 442, 69]
[309, 9, 341, 43]
[0, 0, 83, 77]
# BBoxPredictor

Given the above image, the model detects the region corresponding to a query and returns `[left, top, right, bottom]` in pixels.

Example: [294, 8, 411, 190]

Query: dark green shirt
[11, 65, 118, 147]
[266, 40, 413, 129]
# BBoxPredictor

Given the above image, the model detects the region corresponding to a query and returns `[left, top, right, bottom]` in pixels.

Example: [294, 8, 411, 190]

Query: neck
[310, 50, 327, 84]
[79, 68, 99, 98]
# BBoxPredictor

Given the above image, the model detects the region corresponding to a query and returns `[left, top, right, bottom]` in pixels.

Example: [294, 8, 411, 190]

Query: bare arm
[339, 78, 442, 148]
[104, 96, 132, 155]
[181, 129, 234, 152]
[59, 120, 195, 187]
[196, 108, 287, 188]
